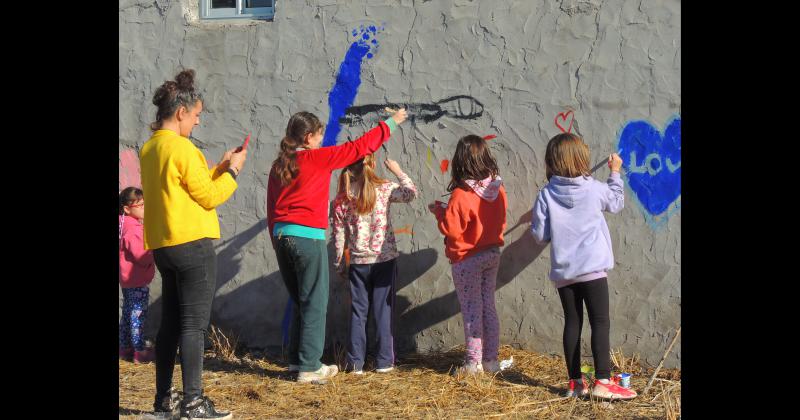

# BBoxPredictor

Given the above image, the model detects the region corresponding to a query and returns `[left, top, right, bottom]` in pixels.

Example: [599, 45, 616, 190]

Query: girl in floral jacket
[332, 153, 417, 374]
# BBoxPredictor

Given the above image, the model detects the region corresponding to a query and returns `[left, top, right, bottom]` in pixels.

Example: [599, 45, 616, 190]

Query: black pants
[557, 278, 611, 380]
[153, 238, 217, 401]
[346, 259, 397, 371]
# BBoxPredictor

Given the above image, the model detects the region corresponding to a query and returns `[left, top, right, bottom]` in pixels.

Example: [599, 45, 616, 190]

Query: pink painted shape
[119, 149, 141, 190]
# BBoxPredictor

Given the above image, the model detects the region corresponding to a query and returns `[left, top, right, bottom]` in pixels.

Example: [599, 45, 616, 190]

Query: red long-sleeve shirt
[267, 121, 392, 243]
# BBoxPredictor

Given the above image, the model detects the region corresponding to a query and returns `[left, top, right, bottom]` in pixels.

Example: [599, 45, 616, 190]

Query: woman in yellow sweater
[139, 69, 245, 420]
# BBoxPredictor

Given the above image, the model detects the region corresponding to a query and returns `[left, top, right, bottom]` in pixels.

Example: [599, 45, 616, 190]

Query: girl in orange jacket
[429, 135, 507, 374]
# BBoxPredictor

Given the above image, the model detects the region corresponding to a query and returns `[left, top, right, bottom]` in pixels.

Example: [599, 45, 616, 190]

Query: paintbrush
[590, 150, 623, 174]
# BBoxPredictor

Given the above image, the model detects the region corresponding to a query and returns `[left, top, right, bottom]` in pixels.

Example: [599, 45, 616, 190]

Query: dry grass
[119, 344, 679, 419]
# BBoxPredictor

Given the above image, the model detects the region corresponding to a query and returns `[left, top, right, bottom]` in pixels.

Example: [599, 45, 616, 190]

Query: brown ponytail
[272, 112, 324, 186]
[150, 69, 203, 131]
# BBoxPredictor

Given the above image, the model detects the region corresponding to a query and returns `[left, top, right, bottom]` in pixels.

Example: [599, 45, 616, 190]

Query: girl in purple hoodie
[531, 133, 636, 400]
[119, 187, 155, 364]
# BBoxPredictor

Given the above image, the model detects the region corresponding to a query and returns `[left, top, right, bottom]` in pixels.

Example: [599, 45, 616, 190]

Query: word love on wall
[617, 116, 681, 226]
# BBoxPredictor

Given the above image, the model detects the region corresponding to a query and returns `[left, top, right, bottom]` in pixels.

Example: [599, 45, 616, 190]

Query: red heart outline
[554, 110, 574, 133]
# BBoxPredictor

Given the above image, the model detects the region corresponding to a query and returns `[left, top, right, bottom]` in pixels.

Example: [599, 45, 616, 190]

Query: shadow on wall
[393, 209, 546, 352]
[140, 208, 547, 357]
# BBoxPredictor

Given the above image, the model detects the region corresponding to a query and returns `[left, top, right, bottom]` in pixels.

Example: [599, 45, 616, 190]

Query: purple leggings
[451, 247, 501, 364]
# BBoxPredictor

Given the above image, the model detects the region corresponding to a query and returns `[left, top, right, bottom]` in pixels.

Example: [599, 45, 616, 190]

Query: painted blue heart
[616, 116, 681, 216]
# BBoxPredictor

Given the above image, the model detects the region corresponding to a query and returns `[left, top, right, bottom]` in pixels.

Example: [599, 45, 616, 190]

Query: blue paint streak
[281, 297, 292, 346]
[322, 37, 374, 147]
[617, 116, 681, 216]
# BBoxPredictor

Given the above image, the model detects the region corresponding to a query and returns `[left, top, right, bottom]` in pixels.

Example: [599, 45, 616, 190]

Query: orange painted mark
[394, 225, 413, 235]
[344, 248, 351, 265]
[439, 159, 449, 174]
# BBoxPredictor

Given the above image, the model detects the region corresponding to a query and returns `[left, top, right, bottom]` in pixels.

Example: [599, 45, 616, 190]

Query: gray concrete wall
[119, 0, 680, 368]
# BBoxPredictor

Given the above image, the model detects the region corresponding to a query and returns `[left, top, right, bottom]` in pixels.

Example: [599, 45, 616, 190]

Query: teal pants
[274, 235, 329, 372]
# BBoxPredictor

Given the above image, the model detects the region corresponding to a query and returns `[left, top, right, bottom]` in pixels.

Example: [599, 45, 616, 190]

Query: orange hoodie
[434, 176, 507, 264]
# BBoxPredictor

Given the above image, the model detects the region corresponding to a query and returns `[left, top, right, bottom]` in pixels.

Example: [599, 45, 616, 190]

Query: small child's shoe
[375, 366, 394, 373]
[456, 361, 483, 375]
[482, 360, 500, 373]
[119, 347, 134, 362]
[565, 375, 590, 398]
[134, 347, 155, 364]
[592, 378, 637, 400]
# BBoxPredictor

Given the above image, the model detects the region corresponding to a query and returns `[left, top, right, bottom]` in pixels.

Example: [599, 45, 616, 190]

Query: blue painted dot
[369, 25, 376, 33]
[367, 53, 373, 59]
[371, 39, 377, 45]
[363, 33, 370, 40]
[352, 30, 357, 36]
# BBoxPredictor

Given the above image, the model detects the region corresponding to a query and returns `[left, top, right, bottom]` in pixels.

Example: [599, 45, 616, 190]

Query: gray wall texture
[119, 0, 680, 368]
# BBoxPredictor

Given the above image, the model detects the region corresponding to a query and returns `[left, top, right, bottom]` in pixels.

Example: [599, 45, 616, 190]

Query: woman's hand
[229, 148, 248, 173]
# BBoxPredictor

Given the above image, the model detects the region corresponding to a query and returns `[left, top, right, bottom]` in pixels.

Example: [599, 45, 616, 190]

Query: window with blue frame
[200, 0, 274, 20]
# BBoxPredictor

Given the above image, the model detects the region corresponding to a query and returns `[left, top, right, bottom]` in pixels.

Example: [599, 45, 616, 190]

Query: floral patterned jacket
[332, 172, 417, 270]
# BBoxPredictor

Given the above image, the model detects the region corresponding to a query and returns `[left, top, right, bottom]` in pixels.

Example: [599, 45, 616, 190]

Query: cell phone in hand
[235, 134, 250, 153]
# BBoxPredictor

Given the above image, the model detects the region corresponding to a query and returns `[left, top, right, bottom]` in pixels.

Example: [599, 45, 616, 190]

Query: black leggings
[153, 238, 217, 402]
[557, 278, 611, 380]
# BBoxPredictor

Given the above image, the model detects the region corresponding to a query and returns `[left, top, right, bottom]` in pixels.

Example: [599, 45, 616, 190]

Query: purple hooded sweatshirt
[530, 172, 624, 287]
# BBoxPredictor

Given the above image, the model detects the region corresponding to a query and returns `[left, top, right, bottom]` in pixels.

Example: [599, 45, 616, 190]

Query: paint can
[616, 373, 632, 388]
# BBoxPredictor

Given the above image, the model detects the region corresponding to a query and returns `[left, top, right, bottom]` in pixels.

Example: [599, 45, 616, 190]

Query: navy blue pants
[346, 258, 397, 371]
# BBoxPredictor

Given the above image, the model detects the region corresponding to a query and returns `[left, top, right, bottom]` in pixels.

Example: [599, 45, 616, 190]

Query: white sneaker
[375, 366, 394, 373]
[297, 364, 339, 383]
[288, 364, 300, 372]
[456, 362, 483, 375]
[350, 369, 364, 375]
[482, 360, 500, 373]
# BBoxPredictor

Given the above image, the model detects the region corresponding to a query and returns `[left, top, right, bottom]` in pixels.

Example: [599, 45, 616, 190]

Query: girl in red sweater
[267, 109, 407, 383]
[429, 135, 507, 375]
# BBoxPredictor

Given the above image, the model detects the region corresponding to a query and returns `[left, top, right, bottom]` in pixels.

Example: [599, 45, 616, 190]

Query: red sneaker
[134, 347, 155, 364]
[592, 379, 637, 400]
[565, 375, 590, 397]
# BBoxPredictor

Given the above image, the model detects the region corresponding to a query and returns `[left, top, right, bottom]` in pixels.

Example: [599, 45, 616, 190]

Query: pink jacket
[119, 215, 155, 288]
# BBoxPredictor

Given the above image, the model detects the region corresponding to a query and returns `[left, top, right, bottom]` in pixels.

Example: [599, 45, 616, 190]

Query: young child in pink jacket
[119, 187, 156, 363]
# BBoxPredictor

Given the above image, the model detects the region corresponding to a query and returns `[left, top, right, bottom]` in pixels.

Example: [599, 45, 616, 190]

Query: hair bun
[175, 69, 196, 90]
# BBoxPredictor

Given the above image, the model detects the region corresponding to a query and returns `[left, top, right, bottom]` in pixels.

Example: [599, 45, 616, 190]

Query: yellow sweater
[140, 129, 238, 249]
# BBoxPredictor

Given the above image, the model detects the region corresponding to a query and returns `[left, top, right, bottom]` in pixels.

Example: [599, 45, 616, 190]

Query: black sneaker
[153, 388, 183, 419]
[180, 396, 232, 420]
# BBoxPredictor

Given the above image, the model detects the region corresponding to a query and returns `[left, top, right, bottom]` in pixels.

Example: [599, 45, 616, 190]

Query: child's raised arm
[530, 193, 551, 244]
[385, 159, 417, 203]
[601, 154, 624, 214]
[311, 109, 408, 171]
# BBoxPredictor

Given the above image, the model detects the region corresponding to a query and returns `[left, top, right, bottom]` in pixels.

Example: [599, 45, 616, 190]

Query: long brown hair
[272, 112, 324, 186]
[544, 133, 590, 180]
[150, 69, 203, 131]
[336, 154, 389, 215]
[446, 135, 499, 192]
